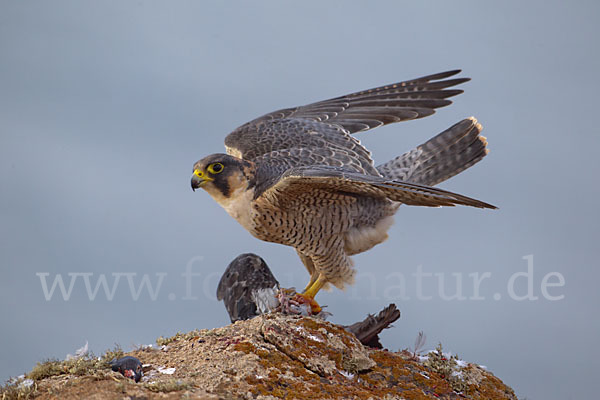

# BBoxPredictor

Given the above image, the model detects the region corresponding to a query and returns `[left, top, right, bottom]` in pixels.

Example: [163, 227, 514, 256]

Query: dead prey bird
[217, 253, 400, 348]
[110, 356, 143, 383]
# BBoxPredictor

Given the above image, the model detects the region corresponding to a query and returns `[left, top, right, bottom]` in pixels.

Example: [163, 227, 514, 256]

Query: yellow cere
[194, 168, 215, 182]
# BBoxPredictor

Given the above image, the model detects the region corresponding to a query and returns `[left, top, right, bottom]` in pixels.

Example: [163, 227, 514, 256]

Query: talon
[276, 277, 327, 315]
[293, 293, 322, 314]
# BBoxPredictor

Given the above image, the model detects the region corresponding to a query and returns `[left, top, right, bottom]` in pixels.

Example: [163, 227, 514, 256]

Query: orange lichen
[232, 317, 474, 399]
[6, 314, 516, 400]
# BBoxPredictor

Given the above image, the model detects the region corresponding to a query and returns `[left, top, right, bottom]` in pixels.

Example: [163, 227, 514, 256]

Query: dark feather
[344, 304, 401, 348]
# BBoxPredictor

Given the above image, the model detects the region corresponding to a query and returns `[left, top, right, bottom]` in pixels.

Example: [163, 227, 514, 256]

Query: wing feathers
[334, 71, 468, 100]
[262, 166, 496, 209]
[225, 70, 470, 159]
[293, 72, 467, 133]
[376, 118, 489, 186]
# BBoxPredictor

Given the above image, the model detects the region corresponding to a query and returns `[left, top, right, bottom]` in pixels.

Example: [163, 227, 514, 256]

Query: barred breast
[249, 193, 398, 257]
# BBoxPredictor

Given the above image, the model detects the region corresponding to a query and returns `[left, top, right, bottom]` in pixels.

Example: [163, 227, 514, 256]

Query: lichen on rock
[1, 314, 516, 400]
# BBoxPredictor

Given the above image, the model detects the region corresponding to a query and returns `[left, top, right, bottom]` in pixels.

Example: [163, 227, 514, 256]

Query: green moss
[341, 354, 363, 374]
[423, 343, 469, 394]
[68, 358, 103, 376]
[156, 329, 202, 346]
[156, 333, 181, 346]
[25, 345, 126, 383]
[100, 344, 124, 364]
[26, 359, 65, 381]
[144, 379, 192, 393]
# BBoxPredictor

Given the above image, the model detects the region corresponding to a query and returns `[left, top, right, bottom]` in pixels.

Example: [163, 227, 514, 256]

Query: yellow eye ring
[208, 162, 224, 174]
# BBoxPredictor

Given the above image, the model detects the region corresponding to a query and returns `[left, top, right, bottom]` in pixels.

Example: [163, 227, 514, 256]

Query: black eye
[208, 163, 224, 174]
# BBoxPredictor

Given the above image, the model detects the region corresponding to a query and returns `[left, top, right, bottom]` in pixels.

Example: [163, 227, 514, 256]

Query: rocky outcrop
[2, 314, 516, 400]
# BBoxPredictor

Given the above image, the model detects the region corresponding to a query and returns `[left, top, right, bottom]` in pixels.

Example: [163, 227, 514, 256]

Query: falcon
[192, 70, 496, 312]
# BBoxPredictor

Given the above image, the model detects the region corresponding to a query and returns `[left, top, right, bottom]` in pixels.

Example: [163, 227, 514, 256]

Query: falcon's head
[191, 153, 255, 199]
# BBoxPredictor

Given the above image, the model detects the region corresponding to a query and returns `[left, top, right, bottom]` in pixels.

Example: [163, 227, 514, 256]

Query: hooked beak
[191, 174, 203, 191]
[191, 169, 212, 191]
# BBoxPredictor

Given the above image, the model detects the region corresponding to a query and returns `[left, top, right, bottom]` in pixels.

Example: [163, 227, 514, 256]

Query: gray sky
[1, 1, 598, 399]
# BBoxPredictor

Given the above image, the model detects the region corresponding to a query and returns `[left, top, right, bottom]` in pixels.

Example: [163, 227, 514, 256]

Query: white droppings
[307, 333, 323, 342]
[157, 366, 176, 375]
[20, 379, 34, 388]
[292, 325, 323, 342]
[456, 359, 468, 368]
[339, 370, 355, 379]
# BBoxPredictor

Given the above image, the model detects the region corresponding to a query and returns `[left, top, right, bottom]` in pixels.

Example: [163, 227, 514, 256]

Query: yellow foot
[298, 274, 328, 314]
[293, 293, 322, 314]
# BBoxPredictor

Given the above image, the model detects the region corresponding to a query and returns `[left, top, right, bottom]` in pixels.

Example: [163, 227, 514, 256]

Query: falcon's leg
[303, 273, 327, 298]
[302, 272, 320, 293]
[297, 250, 323, 296]
[295, 274, 327, 314]
[296, 250, 318, 290]
[295, 240, 354, 315]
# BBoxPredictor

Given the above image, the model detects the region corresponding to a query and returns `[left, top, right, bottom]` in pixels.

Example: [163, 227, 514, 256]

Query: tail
[376, 117, 488, 186]
[344, 304, 401, 348]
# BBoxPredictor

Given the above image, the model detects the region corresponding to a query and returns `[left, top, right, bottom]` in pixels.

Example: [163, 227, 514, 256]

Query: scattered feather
[65, 341, 89, 360]
[412, 331, 427, 357]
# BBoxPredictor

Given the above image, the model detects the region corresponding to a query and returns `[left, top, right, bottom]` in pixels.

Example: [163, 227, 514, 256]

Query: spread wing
[256, 165, 497, 209]
[225, 70, 469, 164]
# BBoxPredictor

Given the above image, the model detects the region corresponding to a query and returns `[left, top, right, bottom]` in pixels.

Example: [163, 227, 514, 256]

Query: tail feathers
[344, 304, 401, 348]
[376, 117, 488, 186]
